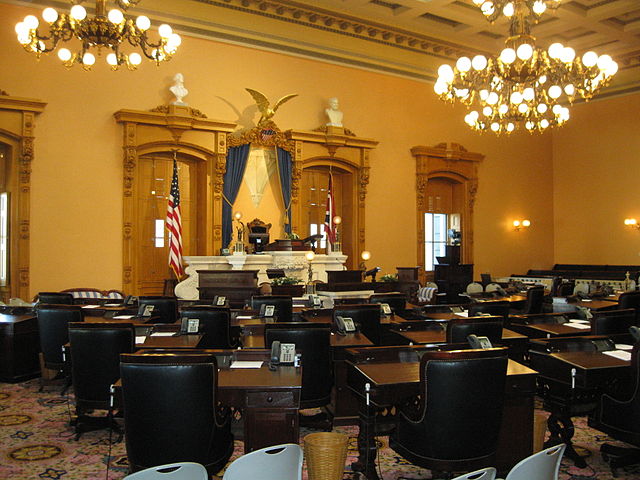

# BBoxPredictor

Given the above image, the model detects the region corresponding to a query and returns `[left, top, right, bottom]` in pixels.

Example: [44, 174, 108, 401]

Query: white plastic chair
[466, 282, 484, 294]
[123, 462, 208, 480]
[452, 467, 497, 480]
[485, 283, 501, 293]
[222, 444, 303, 480]
[498, 444, 566, 480]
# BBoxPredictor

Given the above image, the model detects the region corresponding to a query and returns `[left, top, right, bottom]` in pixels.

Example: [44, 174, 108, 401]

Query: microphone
[365, 382, 371, 406]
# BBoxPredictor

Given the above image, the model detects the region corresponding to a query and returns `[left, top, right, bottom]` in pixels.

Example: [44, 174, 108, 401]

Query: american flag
[324, 175, 336, 247]
[165, 155, 184, 278]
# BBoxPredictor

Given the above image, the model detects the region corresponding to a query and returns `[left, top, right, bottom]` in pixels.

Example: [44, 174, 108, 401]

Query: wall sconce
[513, 219, 531, 231]
[360, 250, 371, 271]
[305, 251, 316, 292]
[624, 218, 640, 230]
[333, 215, 342, 252]
[233, 211, 245, 254]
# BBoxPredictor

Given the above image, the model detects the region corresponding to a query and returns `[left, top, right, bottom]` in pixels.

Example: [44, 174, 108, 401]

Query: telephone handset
[450, 306, 464, 313]
[270, 340, 296, 368]
[630, 326, 640, 342]
[260, 304, 276, 317]
[468, 334, 493, 349]
[591, 338, 614, 352]
[309, 295, 322, 308]
[380, 303, 392, 316]
[213, 296, 227, 306]
[335, 316, 357, 335]
[123, 295, 136, 306]
[180, 317, 200, 334]
[137, 304, 155, 317]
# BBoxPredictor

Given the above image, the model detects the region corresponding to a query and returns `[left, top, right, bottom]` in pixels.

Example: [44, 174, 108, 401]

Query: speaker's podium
[197, 270, 259, 308]
[434, 246, 473, 304]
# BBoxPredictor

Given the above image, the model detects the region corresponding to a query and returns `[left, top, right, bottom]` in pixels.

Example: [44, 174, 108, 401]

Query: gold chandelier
[15, 0, 181, 70]
[434, 0, 618, 133]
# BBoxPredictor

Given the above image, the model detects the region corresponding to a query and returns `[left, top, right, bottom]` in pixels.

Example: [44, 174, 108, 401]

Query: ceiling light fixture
[434, 1, 617, 134]
[472, 0, 561, 23]
[15, 0, 181, 70]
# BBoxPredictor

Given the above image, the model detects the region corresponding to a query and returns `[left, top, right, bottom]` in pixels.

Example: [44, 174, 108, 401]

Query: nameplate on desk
[230, 361, 263, 369]
[135, 336, 147, 343]
[454, 311, 469, 317]
[564, 322, 590, 329]
[603, 350, 632, 362]
[104, 303, 121, 307]
[81, 305, 101, 309]
[615, 344, 633, 350]
[113, 315, 135, 319]
[581, 299, 593, 302]
[150, 332, 175, 337]
[236, 315, 254, 320]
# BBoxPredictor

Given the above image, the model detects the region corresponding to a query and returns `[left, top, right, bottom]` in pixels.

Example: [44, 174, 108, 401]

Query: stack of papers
[230, 361, 263, 369]
[113, 315, 134, 319]
[603, 350, 632, 362]
[81, 305, 101, 309]
[236, 315, 254, 320]
[150, 332, 175, 337]
[454, 311, 469, 317]
[565, 321, 590, 329]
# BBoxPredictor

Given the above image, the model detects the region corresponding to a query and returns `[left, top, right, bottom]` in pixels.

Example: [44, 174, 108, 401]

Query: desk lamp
[234, 211, 245, 255]
[333, 215, 342, 253]
[360, 250, 371, 272]
[305, 251, 315, 294]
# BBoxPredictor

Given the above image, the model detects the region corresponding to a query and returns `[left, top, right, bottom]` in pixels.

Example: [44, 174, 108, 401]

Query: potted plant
[271, 276, 305, 297]
[377, 273, 399, 292]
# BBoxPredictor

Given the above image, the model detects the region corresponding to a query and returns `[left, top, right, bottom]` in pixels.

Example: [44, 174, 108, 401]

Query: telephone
[137, 304, 155, 317]
[213, 296, 227, 306]
[259, 304, 276, 317]
[630, 326, 640, 342]
[270, 340, 296, 367]
[309, 295, 322, 308]
[496, 286, 508, 296]
[335, 316, 357, 335]
[591, 338, 614, 352]
[450, 306, 464, 314]
[180, 317, 200, 334]
[468, 334, 493, 349]
[123, 295, 136, 306]
[380, 303, 392, 316]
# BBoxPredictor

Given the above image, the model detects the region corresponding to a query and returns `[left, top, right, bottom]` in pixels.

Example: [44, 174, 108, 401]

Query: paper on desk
[454, 311, 469, 317]
[135, 336, 147, 344]
[113, 315, 134, 319]
[236, 315, 254, 320]
[615, 344, 634, 351]
[293, 304, 306, 308]
[104, 303, 121, 307]
[603, 350, 632, 362]
[230, 361, 263, 369]
[569, 319, 590, 324]
[565, 322, 591, 329]
[581, 299, 593, 302]
[81, 305, 101, 309]
[150, 332, 175, 337]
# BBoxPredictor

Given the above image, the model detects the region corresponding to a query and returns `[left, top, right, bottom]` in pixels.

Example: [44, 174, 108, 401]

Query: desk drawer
[246, 391, 295, 407]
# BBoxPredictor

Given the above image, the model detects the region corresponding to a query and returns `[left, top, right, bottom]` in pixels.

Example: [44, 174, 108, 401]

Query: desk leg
[351, 397, 380, 480]
[545, 413, 587, 468]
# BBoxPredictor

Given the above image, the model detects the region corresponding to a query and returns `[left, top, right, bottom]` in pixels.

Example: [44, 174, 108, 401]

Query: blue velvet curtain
[222, 144, 250, 249]
[277, 147, 293, 234]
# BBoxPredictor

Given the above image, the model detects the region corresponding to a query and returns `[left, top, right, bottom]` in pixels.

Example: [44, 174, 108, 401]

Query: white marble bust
[325, 97, 343, 127]
[170, 73, 188, 106]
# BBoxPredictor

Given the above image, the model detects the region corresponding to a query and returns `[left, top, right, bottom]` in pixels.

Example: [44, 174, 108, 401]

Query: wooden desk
[137, 333, 203, 349]
[0, 313, 40, 382]
[572, 298, 619, 311]
[346, 347, 537, 479]
[512, 322, 592, 338]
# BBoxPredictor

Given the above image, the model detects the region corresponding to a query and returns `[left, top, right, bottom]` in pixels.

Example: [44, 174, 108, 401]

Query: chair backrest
[37, 291, 74, 305]
[265, 325, 332, 408]
[179, 306, 234, 348]
[417, 348, 508, 464]
[222, 444, 303, 480]
[369, 293, 407, 312]
[333, 304, 382, 344]
[251, 295, 293, 322]
[446, 317, 504, 345]
[510, 312, 568, 325]
[485, 283, 501, 293]
[504, 444, 566, 480]
[466, 282, 484, 294]
[523, 286, 545, 314]
[452, 467, 497, 480]
[120, 353, 233, 474]
[468, 301, 510, 321]
[137, 296, 178, 324]
[124, 462, 209, 480]
[619, 291, 640, 310]
[591, 308, 637, 336]
[36, 305, 84, 367]
[69, 322, 134, 407]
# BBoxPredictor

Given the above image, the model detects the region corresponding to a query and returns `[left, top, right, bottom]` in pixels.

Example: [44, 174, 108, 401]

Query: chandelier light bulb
[42, 8, 58, 23]
[523, 87, 535, 101]
[108, 9, 124, 25]
[540, 119, 549, 129]
[518, 103, 529, 113]
[129, 52, 142, 65]
[456, 57, 472, 72]
[500, 48, 516, 64]
[537, 103, 547, 113]
[491, 122, 500, 132]
[483, 106, 493, 116]
[481, 1, 495, 16]
[455, 88, 470, 98]
[538, 75, 547, 84]
[552, 104, 562, 114]
[560, 47, 576, 63]
[158, 24, 173, 38]
[70, 5, 87, 21]
[479, 89, 489, 101]
[136, 15, 151, 31]
[166, 33, 182, 52]
[564, 84, 575, 96]
[582, 51, 598, 68]
[487, 92, 499, 105]
[434, 81, 448, 95]
[522, 220, 531, 227]
[82, 52, 96, 66]
[106, 52, 118, 66]
[472, 55, 488, 70]
[465, 113, 475, 126]
[23, 15, 39, 30]
[57, 48, 72, 61]
[473, 0, 484, 5]
[437, 64, 455, 82]
[548, 85, 562, 99]
[597, 54, 613, 71]
[525, 121, 534, 130]
[499, 104, 508, 114]
[506, 123, 515, 132]
[532, 1, 546, 15]
[502, 2, 514, 17]
[510, 91, 523, 104]
[516, 43, 533, 61]
[548, 43, 563, 59]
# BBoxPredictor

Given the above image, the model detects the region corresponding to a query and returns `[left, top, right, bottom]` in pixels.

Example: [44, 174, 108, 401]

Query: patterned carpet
[1, 379, 639, 480]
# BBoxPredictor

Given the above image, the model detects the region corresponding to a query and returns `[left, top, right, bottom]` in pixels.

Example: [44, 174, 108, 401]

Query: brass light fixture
[434, 0, 617, 133]
[472, 0, 561, 23]
[15, 0, 181, 70]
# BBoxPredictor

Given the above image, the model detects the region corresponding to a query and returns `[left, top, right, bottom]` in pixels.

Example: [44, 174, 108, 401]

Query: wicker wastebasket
[304, 432, 349, 480]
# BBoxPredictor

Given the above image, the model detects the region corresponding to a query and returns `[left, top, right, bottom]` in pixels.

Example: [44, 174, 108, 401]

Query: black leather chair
[333, 304, 382, 345]
[36, 305, 84, 391]
[179, 306, 237, 348]
[265, 323, 333, 429]
[369, 293, 407, 313]
[591, 308, 637, 336]
[120, 353, 233, 475]
[37, 292, 74, 305]
[390, 348, 508, 476]
[589, 342, 640, 475]
[468, 300, 510, 322]
[68, 322, 134, 439]
[445, 316, 504, 345]
[518, 285, 546, 314]
[619, 291, 640, 323]
[251, 295, 293, 322]
[137, 295, 178, 324]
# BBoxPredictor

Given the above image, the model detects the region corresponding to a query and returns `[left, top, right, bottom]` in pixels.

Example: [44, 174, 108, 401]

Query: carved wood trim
[412, 143, 484, 283]
[227, 120, 295, 153]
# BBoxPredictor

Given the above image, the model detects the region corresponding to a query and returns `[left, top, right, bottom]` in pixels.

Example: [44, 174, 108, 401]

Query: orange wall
[1, 3, 557, 296]
[552, 92, 640, 264]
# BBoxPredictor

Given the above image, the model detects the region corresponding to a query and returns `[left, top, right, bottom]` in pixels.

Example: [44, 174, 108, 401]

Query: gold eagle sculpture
[245, 88, 298, 127]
